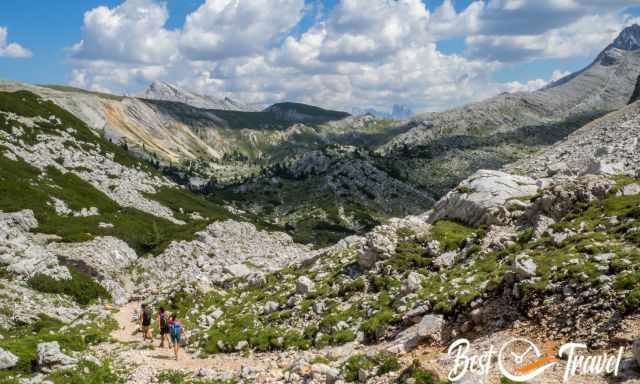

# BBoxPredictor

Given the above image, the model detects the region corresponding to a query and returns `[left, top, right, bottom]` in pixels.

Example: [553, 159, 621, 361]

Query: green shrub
[396, 360, 441, 384]
[625, 207, 640, 219]
[28, 266, 111, 305]
[388, 240, 432, 270]
[624, 288, 640, 312]
[48, 360, 124, 384]
[614, 272, 640, 291]
[431, 220, 476, 251]
[517, 228, 534, 244]
[157, 370, 188, 384]
[338, 278, 366, 296]
[342, 355, 374, 382]
[369, 275, 400, 292]
[340, 352, 402, 382]
[249, 327, 281, 352]
[374, 351, 401, 375]
[332, 329, 357, 344]
[361, 309, 394, 342]
[456, 186, 472, 194]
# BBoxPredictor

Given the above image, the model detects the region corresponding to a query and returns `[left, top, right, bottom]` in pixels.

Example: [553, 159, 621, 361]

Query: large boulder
[246, 272, 267, 288]
[37, 342, 77, 373]
[387, 314, 446, 353]
[311, 363, 340, 383]
[586, 158, 627, 176]
[296, 276, 315, 295]
[140, 220, 317, 290]
[432, 251, 460, 270]
[223, 263, 251, 278]
[0, 209, 38, 232]
[417, 314, 446, 344]
[0, 210, 71, 280]
[428, 170, 539, 227]
[621, 183, 640, 196]
[512, 254, 537, 281]
[401, 272, 424, 295]
[0, 347, 18, 369]
[357, 231, 397, 269]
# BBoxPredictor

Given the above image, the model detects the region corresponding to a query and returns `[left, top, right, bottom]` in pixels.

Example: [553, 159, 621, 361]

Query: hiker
[169, 313, 183, 360]
[139, 303, 152, 342]
[157, 307, 171, 348]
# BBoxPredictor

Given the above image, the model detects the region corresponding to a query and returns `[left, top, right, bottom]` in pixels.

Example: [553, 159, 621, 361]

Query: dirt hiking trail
[103, 301, 282, 383]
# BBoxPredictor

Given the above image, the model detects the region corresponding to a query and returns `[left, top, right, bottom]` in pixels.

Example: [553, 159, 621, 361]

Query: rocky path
[102, 301, 287, 383]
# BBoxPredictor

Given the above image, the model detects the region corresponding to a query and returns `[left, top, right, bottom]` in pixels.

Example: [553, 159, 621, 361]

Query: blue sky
[1, 0, 639, 112]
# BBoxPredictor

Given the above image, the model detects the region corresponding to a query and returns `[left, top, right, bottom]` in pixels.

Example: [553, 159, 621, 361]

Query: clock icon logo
[498, 338, 559, 382]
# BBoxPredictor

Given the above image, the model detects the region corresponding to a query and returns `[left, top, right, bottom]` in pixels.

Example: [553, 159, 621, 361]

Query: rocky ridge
[505, 99, 640, 178]
[136, 81, 257, 112]
[383, 25, 640, 154]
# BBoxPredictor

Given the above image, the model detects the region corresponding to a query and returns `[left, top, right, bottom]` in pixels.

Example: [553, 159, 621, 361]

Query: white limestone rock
[357, 230, 397, 269]
[296, 276, 315, 295]
[428, 170, 539, 227]
[36, 342, 78, 373]
[0, 210, 71, 280]
[140, 220, 317, 290]
[401, 272, 424, 295]
[47, 236, 138, 304]
[0, 347, 18, 369]
[622, 183, 640, 196]
[512, 254, 537, 281]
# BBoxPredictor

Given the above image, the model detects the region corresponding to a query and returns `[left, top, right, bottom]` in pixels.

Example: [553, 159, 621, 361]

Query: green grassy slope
[0, 91, 234, 255]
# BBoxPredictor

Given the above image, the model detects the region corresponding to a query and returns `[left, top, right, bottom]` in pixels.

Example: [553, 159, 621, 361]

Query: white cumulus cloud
[180, 0, 306, 61]
[465, 13, 634, 62]
[65, 0, 640, 111]
[70, 0, 178, 64]
[0, 27, 32, 59]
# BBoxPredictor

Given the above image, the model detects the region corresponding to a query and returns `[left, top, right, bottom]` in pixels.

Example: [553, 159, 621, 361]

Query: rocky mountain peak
[147, 80, 179, 96]
[610, 24, 640, 51]
[136, 80, 256, 112]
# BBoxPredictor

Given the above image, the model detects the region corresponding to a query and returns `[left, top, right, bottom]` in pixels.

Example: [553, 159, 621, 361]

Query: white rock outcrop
[36, 342, 78, 373]
[428, 170, 539, 227]
[47, 236, 138, 304]
[140, 220, 317, 290]
[507, 100, 640, 178]
[512, 254, 537, 281]
[0, 210, 70, 280]
[296, 276, 315, 295]
[0, 347, 18, 369]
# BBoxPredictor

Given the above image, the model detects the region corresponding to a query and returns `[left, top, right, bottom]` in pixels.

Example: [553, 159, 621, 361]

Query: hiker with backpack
[139, 303, 153, 342]
[157, 307, 172, 348]
[168, 313, 183, 360]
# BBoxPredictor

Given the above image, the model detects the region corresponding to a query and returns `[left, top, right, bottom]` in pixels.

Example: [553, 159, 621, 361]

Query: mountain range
[352, 104, 415, 120]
